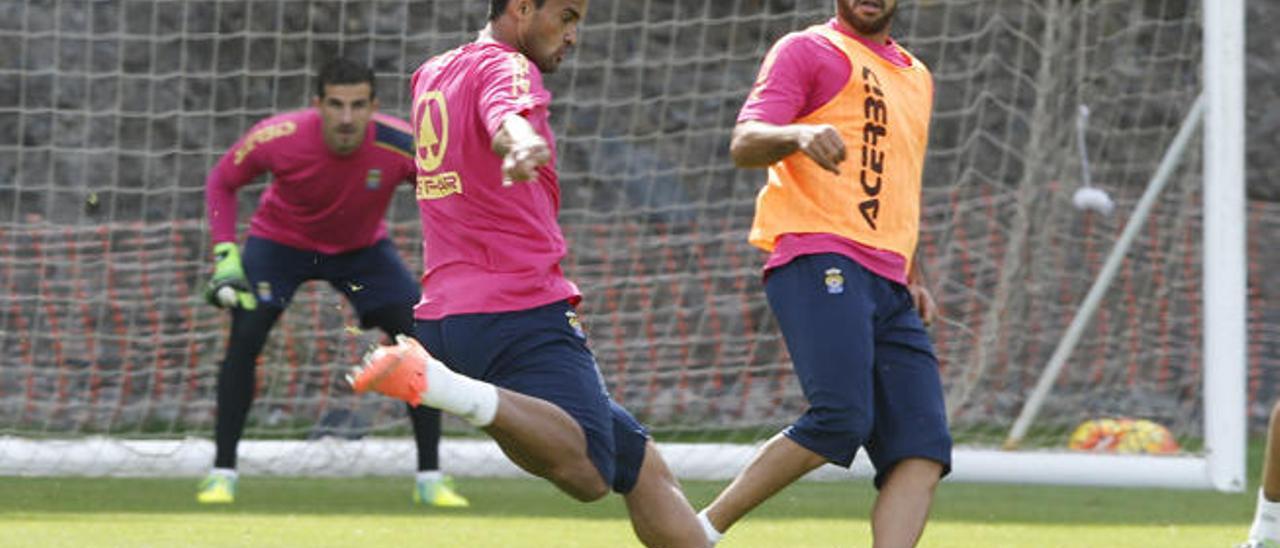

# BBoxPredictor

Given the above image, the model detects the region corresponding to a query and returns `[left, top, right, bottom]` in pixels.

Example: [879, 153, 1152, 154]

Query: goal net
[0, 0, 1260, 489]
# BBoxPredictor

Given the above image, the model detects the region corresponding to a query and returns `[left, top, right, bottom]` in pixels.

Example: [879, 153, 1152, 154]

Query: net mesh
[0, 0, 1275, 476]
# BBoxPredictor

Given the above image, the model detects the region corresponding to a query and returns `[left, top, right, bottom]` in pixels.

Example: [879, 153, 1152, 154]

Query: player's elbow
[729, 136, 751, 168]
[729, 122, 780, 169]
[729, 128, 762, 169]
[204, 175, 227, 199]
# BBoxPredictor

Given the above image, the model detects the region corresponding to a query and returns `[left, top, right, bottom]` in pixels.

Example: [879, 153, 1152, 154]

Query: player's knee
[882, 457, 944, 491]
[562, 479, 609, 502]
[360, 303, 414, 336]
[548, 464, 610, 502]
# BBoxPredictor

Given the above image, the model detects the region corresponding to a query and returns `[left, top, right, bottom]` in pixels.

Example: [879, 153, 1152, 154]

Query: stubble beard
[841, 1, 896, 36]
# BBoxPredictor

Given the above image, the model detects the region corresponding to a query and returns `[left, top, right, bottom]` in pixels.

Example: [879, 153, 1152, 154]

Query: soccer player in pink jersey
[347, 1, 706, 546]
[197, 58, 467, 508]
[696, 1, 952, 546]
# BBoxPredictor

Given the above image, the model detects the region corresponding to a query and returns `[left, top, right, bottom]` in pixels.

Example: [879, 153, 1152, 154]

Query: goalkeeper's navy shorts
[241, 236, 419, 324]
[765, 252, 952, 488]
[413, 300, 649, 494]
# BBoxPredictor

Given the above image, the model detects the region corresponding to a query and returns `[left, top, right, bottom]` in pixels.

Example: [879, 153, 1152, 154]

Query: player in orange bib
[696, 1, 952, 547]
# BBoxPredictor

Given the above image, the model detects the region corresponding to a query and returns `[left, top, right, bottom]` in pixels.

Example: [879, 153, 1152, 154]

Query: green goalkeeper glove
[203, 242, 257, 310]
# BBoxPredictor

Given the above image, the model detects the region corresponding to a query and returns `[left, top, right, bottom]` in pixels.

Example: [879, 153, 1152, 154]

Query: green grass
[0, 442, 1266, 547]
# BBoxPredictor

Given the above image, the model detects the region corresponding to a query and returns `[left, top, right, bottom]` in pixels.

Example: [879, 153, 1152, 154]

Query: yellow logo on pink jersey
[413, 89, 462, 200]
[416, 171, 462, 200]
[233, 120, 296, 165]
[510, 53, 532, 97]
[414, 91, 449, 173]
[749, 25, 933, 278]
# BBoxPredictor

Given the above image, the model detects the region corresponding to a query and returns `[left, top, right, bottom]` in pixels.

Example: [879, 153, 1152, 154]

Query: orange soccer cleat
[347, 334, 429, 406]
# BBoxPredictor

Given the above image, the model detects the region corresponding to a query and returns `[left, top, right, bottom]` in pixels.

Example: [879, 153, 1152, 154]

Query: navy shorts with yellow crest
[766, 253, 952, 488]
[240, 236, 419, 325]
[413, 300, 650, 494]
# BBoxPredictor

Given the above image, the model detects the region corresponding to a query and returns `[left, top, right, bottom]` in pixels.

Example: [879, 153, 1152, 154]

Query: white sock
[696, 509, 724, 545]
[210, 467, 237, 480]
[1251, 488, 1280, 541]
[416, 470, 443, 483]
[421, 357, 499, 427]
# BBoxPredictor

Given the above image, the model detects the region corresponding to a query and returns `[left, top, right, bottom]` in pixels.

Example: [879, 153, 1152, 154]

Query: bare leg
[483, 388, 609, 502]
[361, 335, 610, 502]
[870, 458, 942, 548]
[1264, 402, 1280, 501]
[703, 433, 827, 533]
[1249, 402, 1280, 542]
[623, 441, 706, 548]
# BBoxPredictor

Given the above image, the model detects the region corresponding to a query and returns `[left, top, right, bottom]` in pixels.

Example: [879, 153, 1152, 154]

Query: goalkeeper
[696, 1, 951, 546]
[198, 58, 467, 508]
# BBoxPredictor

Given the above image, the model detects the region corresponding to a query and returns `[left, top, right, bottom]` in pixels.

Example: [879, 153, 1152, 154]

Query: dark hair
[488, 0, 547, 21]
[315, 58, 376, 99]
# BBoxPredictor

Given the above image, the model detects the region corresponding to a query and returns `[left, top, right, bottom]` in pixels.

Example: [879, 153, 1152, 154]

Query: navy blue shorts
[413, 300, 649, 494]
[241, 236, 419, 325]
[766, 253, 952, 488]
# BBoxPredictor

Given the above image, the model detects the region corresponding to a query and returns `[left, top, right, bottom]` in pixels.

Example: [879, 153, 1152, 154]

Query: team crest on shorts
[565, 310, 586, 339]
[824, 268, 845, 294]
[365, 169, 382, 190]
[256, 281, 273, 302]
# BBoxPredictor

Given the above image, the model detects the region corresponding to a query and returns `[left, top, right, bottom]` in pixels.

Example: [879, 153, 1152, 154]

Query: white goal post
[1198, 0, 1248, 493]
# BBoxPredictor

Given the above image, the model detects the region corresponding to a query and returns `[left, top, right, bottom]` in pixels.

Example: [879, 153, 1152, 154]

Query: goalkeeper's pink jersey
[737, 18, 917, 286]
[407, 38, 580, 320]
[205, 108, 416, 255]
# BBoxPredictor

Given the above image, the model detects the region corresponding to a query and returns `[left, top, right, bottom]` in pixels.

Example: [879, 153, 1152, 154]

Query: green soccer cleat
[196, 473, 237, 504]
[414, 475, 470, 508]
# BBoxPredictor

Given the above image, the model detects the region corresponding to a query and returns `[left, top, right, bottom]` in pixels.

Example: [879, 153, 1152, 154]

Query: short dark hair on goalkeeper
[489, 0, 548, 21]
[315, 58, 376, 99]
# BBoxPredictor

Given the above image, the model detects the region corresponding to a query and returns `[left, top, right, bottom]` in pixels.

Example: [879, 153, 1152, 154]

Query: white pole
[1003, 95, 1204, 450]
[1202, 0, 1247, 493]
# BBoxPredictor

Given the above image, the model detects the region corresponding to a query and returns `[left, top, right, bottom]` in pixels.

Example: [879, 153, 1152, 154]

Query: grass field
[0, 446, 1263, 548]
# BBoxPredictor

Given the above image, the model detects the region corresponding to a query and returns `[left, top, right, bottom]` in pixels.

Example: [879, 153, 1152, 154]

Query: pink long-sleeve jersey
[205, 108, 416, 254]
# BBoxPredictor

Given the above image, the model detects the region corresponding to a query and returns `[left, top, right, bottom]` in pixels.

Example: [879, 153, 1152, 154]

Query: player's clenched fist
[908, 282, 937, 327]
[795, 123, 846, 175]
[203, 242, 257, 310]
[494, 113, 552, 185]
[502, 136, 551, 184]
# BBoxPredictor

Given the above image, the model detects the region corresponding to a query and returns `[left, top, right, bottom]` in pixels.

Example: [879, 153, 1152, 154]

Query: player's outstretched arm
[729, 120, 846, 175]
[493, 113, 551, 184]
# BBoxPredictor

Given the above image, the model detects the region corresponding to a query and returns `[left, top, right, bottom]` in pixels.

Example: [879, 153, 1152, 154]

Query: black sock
[362, 304, 441, 473]
[213, 306, 282, 469]
[408, 404, 442, 472]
